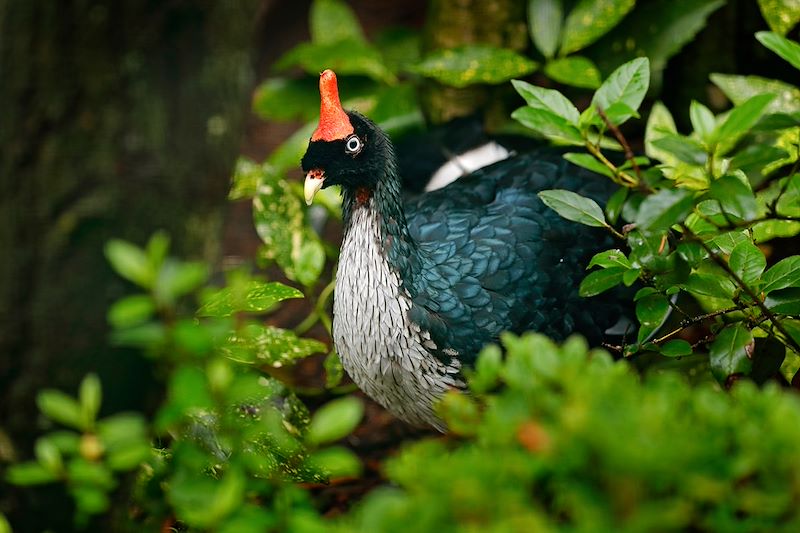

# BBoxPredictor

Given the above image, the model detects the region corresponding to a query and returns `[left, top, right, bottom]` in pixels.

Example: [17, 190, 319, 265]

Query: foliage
[337, 334, 800, 532]
[7, 233, 363, 530]
[511, 33, 800, 385]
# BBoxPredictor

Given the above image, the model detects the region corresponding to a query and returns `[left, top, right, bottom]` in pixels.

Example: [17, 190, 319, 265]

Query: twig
[682, 224, 800, 355]
[596, 105, 642, 182]
[651, 305, 741, 345]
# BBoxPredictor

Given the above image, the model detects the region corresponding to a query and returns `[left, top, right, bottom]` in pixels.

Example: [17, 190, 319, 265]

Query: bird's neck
[340, 144, 421, 286]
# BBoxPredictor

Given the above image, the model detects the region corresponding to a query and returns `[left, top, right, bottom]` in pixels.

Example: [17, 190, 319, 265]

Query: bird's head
[301, 70, 388, 205]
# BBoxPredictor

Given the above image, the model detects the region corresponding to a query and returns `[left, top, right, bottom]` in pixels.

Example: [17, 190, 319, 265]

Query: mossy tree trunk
[0, 0, 262, 527]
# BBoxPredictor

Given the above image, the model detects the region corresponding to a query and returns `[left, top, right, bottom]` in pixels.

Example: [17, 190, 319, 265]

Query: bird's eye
[345, 135, 362, 155]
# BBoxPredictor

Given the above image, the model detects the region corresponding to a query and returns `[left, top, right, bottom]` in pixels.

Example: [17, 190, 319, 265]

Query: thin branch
[596, 106, 642, 182]
[682, 224, 800, 355]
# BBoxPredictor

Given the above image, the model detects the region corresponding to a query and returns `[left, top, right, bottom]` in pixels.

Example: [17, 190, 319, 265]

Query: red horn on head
[311, 70, 354, 142]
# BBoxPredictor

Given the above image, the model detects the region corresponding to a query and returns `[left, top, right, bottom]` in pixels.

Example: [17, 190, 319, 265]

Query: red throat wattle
[311, 70, 354, 142]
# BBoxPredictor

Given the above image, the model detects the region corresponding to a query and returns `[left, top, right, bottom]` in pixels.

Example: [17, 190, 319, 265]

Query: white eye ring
[345, 135, 362, 154]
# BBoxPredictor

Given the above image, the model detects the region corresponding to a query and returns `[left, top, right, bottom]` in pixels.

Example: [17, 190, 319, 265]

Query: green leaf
[689, 100, 716, 143]
[713, 93, 776, 149]
[765, 287, 800, 315]
[6, 462, 58, 485]
[757, 31, 800, 70]
[709, 324, 754, 382]
[107, 294, 155, 329]
[146, 231, 170, 270]
[538, 189, 608, 228]
[223, 323, 326, 367]
[762, 256, 800, 294]
[544, 56, 602, 89]
[563, 153, 609, 179]
[707, 174, 759, 220]
[650, 134, 707, 166]
[511, 80, 580, 124]
[104, 239, 154, 288]
[729, 241, 766, 285]
[591, 57, 650, 125]
[306, 446, 362, 479]
[276, 39, 396, 84]
[528, 0, 563, 58]
[587, 249, 631, 269]
[294, 239, 326, 288]
[324, 351, 344, 389]
[469, 344, 503, 395]
[560, 0, 635, 55]
[605, 186, 628, 224]
[683, 273, 735, 300]
[413, 45, 538, 88]
[252, 78, 321, 123]
[155, 260, 209, 304]
[636, 293, 670, 343]
[79, 374, 102, 428]
[198, 281, 303, 317]
[635, 189, 694, 231]
[306, 396, 364, 446]
[35, 438, 63, 474]
[645, 101, 678, 164]
[710, 74, 800, 115]
[758, 0, 800, 35]
[579, 267, 625, 297]
[375, 27, 421, 72]
[585, 0, 723, 87]
[511, 106, 584, 144]
[311, 0, 366, 44]
[37, 390, 84, 430]
[660, 339, 693, 357]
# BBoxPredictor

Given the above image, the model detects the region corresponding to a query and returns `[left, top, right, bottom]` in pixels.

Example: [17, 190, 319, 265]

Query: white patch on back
[425, 141, 511, 192]
[333, 204, 463, 431]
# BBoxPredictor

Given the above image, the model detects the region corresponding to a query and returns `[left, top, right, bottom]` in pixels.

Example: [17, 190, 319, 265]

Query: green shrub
[340, 334, 800, 532]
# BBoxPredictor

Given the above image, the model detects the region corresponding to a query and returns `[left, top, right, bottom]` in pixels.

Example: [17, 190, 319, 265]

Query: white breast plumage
[332, 202, 463, 431]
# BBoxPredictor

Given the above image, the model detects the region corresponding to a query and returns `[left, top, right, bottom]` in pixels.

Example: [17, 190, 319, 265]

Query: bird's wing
[403, 150, 627, 364]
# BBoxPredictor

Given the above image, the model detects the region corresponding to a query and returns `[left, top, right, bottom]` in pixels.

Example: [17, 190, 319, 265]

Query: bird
[301, 69, 629, 431]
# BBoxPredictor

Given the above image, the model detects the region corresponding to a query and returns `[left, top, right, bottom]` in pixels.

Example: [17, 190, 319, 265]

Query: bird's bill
[304, 169, 325, 205]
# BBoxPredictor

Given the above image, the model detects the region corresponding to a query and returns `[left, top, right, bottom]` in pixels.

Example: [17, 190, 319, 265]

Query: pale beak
[304, 169, 325, 206]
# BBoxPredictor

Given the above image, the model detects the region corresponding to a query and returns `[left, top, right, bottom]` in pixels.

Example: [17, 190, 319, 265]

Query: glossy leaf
[560, 0, 635, 55]
[757, 31, 800, 70]
[762, 256, 800, 294]
[306, 396, 364, 446]
[579, 267, 625, 297]
[528, 0, 563, 58]
[276, 40, 396, 84]
[645, 101, 678, 164]
[199, 281, 302, 317]
[729, 240, 766, 285]
[636, 293, 670, 343]
[591, 57, 650, 125]
[635, 189, 694, 231]
[707, 174, 759, 220]
[709, 324, 754, 382]
[660, 339, 693, 357]
[563, 153, 613, 178]
[765, 287, 800, 315]
[713, 93, 775, 148]
[413, 45, 538, 88]
[223, 323, 326, 367]
[511, 106, 584, 144]
[683, 273, 735, 300]
[538, 189, 608, 228]
[544, 56, 601, 89]
[689, 100, 716, 142]
[512, 80, 580, 124]
[588, 249, 631, 269]
[650, 134, 707, 165]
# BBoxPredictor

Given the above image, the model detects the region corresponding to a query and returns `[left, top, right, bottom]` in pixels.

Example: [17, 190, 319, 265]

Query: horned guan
[301, 70, 629, 431]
